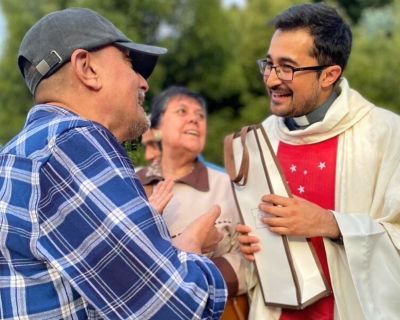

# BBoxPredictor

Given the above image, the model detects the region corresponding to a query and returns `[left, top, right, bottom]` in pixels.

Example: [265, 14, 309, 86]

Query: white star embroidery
[318, 162, 326, 170]
[290, 165, 297, 172]
[303, 170, 308, 175]
[298, 185, 305, 193]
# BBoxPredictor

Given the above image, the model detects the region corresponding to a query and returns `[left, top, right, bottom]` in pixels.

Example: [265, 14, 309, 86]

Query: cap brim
[115, 42, 167, 79]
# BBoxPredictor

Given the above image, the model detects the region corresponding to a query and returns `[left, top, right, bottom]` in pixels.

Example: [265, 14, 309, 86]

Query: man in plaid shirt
[0, 7, 227, 320]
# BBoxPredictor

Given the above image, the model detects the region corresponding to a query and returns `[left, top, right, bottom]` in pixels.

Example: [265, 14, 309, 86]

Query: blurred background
[0, 0, 399, 166]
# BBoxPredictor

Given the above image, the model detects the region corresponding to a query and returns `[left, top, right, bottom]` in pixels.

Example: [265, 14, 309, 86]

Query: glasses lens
[278, 66, 293, 81]
[258, 60, 296, 80]
[258, 60, 266, 75]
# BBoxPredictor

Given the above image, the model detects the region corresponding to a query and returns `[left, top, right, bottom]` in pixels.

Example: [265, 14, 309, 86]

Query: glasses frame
[257, 59, 331, 81]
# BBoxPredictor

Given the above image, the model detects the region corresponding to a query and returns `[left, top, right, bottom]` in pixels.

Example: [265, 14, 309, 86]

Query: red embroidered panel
[277, 136, 338, 320]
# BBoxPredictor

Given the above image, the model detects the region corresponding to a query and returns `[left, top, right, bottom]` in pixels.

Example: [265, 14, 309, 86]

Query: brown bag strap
[224, 126, 251, 186]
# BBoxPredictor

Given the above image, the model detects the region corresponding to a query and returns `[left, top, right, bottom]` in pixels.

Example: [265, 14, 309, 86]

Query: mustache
[269, 84, 290, 91]
[138, 89, 146, 100]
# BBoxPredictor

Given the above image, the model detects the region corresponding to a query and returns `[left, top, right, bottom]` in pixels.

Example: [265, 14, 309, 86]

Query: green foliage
[122, 138, 146, 168]
[334, 0, 393, 23]
[160, 0, 247, 112]
[203, 94, 270, 165]
[1, 0, 399, 167]
[345, 1, 400, 113]
[203, 0, 304, 165]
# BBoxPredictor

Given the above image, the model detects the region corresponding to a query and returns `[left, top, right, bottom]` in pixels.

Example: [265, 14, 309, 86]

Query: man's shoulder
[2, 105, 114, 159]
[261, 114, 277, 126]
[33, 105, 114, 139]
[368, 105, 400, 123]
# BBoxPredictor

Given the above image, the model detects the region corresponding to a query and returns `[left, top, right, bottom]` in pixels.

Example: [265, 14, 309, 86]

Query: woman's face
[158, 95, 206, 157]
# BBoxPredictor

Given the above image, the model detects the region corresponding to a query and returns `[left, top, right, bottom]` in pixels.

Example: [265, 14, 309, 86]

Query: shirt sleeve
[36, 126, 227, 319]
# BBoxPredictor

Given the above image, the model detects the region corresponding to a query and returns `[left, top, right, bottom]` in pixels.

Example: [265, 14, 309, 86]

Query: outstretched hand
[148, 178, 174, 214]
[173, 205, 223, 254]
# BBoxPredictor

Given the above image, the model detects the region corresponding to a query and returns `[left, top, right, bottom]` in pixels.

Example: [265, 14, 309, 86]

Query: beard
[269, 81, 321, 118]
[127, 88, 150, 139]
[130, 111, 150, 139]
[291, 88, 320, 118]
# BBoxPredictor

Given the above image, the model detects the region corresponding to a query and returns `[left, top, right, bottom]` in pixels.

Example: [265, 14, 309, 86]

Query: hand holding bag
[224, 124, 331, 309]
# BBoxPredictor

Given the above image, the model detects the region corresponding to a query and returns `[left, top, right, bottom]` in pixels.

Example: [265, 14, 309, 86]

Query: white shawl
[246, 78, 400, 320]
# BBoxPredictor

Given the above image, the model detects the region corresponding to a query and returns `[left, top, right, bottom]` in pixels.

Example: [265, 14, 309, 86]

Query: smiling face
[158, 95, 206, 157]
[264, 29, 332, 118]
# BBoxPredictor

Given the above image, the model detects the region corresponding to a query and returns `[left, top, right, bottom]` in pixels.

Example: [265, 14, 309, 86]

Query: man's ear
[70, 49, 102, 90]
[321, 65, 342, 88]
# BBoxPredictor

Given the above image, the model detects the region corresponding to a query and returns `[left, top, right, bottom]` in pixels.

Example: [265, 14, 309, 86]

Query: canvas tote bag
[224, 124, 331, 309]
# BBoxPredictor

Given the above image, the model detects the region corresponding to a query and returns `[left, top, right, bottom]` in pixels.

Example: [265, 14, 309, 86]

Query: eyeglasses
[257, 59, 331, 81]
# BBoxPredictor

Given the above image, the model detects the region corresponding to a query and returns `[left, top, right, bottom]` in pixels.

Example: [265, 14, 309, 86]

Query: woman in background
[137, 86, 248, 320]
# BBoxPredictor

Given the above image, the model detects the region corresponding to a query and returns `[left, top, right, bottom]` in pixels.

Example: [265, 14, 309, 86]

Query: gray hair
[150, 86, 207, 128]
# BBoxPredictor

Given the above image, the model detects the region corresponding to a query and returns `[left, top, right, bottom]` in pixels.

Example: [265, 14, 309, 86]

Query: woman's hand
[148, 178, 174, 214]
[235, 224, 261, 261]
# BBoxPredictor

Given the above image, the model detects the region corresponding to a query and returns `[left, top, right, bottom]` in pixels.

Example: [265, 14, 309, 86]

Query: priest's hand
[258, 194, 340, 239]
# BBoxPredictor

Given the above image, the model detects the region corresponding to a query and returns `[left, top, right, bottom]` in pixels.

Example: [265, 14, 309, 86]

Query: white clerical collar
[285, 90, 338, 130]
[292, 115, 310, 126]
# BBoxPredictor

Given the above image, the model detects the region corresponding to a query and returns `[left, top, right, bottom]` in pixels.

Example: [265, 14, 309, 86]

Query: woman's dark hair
[150, 86, 207, 128]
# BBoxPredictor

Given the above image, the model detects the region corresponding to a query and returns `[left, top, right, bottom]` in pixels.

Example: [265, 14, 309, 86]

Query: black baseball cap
[18, 7, 167, 94]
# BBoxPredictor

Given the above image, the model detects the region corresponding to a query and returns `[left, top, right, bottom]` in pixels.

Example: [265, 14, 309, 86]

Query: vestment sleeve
[327, 129, 400, 319]
[37, 127, 227, 319]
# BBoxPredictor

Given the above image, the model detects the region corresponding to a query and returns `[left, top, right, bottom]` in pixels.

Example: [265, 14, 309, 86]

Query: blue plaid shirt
[0, 105, 227, 319]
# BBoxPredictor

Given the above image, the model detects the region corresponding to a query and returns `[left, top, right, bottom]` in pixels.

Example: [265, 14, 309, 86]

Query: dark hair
[272, 2, 352, 73]
[150, 86, 207, 128]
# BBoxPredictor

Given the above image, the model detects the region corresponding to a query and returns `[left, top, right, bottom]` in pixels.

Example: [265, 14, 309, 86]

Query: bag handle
[224, 126, 251, 186]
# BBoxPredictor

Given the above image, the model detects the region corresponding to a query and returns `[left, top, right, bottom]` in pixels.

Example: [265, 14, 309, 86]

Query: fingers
[175, 204, 223, 254]
[260, 194, 292, 207]
[259, 194, 292, 219]
[202, 229, 223, 253]
[235, 223, 252, 234]
[237, 233, 260, 260]
[235, 224, 260, 261]
[152, 178, 174, 200]
[258, 194, 332, 237]
[198, 205, 222, 253]
[240, 244, 260, 261]
[203, 204, 222, 221]
[243, 253, 256, 261]
[155, 178, 174, 192]
[148, 179, 174, 213]
[237, 233, 260, 245]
